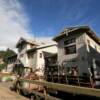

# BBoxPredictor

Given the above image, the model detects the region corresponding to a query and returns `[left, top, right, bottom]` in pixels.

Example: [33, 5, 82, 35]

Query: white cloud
[0, 0, 56, 52]
[0, 0, 33, 51]
[35, 37, 56, 45]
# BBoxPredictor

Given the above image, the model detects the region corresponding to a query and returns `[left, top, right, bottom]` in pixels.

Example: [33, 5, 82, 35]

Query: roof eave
[26, 48, 36, 54]
[53, 27, 100, 45]
[53, 34, 66, 42]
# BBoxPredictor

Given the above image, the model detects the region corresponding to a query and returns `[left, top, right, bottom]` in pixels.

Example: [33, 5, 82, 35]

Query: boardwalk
[0, 82, 28, 100]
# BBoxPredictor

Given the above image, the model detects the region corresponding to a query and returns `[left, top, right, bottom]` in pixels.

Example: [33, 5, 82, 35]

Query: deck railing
[19, 78, 100, 98]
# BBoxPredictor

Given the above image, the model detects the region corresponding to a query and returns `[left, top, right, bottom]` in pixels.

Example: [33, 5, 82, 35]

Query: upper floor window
[20, 54, 24, 58]
[64, 38, 76, 45]
[64, 45, 76, 55]
[40, 53, 42, 58]
[18, 45, 25, 52]
[28, 52, 34, 59]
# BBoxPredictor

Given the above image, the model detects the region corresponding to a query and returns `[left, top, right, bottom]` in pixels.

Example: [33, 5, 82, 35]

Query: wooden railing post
[43, 86, 47, 100]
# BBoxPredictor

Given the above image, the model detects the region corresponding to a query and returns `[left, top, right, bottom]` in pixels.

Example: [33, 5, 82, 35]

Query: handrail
[20, 79, 100, 98]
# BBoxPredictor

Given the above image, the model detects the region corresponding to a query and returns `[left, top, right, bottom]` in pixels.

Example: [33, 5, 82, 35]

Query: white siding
[18, 44, 33, 67]
[85, 33, 100, 53]
[7, 64, 14, 73]
[37, 45, 57, 76]
[28, 51, 37, 70]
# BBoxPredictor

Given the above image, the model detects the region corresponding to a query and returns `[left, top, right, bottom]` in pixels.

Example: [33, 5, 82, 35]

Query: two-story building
[4, 54, 17, 73]
[16, 37, 38, 67]
[53, 26, 100, 79]
[15, 37, 39, 75]
[15, 37, 57, 76]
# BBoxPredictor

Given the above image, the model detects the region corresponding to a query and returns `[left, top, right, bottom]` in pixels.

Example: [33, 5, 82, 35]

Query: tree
[0, 63, 7, 71]
[0, 48, 16, 59]
[0, 48, 16, 71]
[5, 48, 16, 58]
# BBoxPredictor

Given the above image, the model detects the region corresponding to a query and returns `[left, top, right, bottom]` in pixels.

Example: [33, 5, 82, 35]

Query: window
[64, 38, 76, 45]
[64, 45, 76, 55]
[40, 53, 42, 58]
[20, 54, 24, 58]
[18, 43, 26, 52]
[28, 52, 34, 59]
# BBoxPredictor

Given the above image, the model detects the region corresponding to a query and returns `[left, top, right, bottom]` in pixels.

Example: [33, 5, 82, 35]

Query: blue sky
[20, 0, 100, 37]
[0, 0, 100, 50]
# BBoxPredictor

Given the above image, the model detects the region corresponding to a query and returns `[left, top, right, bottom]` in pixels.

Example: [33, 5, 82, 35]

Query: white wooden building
[16, 37, 57, 76]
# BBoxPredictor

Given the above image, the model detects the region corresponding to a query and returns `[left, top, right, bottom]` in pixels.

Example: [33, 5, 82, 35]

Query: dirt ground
[0, 82, 28, 100]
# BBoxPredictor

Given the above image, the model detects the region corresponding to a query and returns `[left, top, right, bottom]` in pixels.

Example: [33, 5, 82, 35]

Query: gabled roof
[53, 26, 100, 45]
[16, 37, 38, 48]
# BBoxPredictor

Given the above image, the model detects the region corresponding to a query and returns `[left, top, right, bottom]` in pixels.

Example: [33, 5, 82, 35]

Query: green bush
[0, 63, 6, 71]
[6, 77, 13, 81]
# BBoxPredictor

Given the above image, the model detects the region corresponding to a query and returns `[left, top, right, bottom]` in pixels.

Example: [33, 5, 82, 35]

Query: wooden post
[58, 65, 60, 83]
[44, 86, 47, 100]
[77, 75, 80, 86]
[88, 68, 94, 88]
